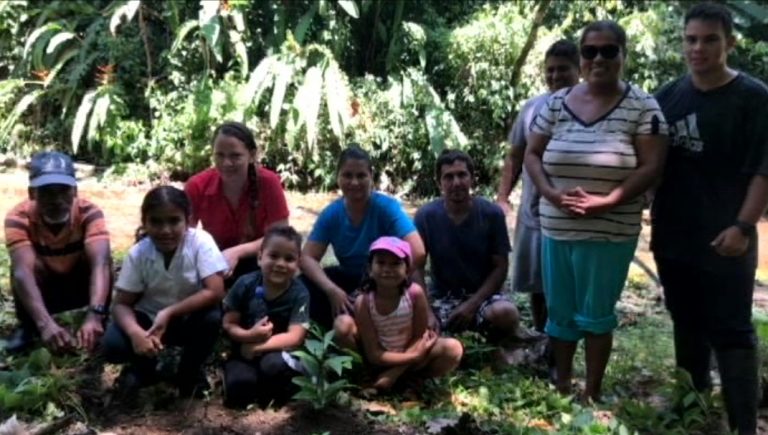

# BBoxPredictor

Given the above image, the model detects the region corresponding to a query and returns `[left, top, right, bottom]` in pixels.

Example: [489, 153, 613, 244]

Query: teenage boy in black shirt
[652, 3, 768, 434]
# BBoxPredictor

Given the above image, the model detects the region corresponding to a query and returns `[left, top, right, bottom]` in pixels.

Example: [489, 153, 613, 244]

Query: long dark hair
[135, 185, 191, 241]
[213, 121, 260, 210]
[359, 250, 410, 295]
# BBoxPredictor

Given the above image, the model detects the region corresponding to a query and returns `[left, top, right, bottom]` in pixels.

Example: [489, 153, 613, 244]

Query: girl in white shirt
[102, 185, 228, 399]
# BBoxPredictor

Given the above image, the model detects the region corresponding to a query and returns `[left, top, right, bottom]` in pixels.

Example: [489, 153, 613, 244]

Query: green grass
[365, 274, 731, 434]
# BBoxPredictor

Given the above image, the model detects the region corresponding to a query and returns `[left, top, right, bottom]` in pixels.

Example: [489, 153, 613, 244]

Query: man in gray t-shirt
[496, 40, 580, 332]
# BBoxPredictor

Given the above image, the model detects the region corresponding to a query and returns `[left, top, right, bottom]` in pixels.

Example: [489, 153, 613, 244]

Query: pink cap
[369, 236, 411, 261]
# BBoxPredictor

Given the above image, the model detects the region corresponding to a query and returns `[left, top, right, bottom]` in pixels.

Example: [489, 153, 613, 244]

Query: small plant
[0, 348, 80, 418]
[291, 324, 357, 410]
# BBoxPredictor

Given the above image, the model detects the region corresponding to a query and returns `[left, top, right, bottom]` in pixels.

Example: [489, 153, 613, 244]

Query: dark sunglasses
[580, 44, 621, 60]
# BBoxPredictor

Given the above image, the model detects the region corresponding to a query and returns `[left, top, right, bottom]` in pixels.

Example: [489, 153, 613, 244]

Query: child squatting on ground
[221, 225, 310, 409]
[354, 236, 463, 391]
[101, 186, 229, 398]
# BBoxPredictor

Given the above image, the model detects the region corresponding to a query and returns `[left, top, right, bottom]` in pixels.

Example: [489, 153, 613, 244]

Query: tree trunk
[509, 0, 552, 89]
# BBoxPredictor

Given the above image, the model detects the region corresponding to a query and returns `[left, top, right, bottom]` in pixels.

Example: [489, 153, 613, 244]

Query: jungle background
[2, 0, 768, 433]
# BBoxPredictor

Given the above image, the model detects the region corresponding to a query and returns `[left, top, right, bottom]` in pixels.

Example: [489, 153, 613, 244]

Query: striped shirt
[531, 84, 667, 241]
[4, 198, 109, 274]
[368, 284, 416, 352]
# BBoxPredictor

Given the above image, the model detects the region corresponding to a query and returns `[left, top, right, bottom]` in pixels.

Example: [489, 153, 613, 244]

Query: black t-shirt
[223, 271, 310, 334]
[652, 73, 768, 270]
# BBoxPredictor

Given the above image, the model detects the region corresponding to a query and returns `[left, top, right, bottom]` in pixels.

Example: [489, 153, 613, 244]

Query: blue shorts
[541, 236, 637, 341]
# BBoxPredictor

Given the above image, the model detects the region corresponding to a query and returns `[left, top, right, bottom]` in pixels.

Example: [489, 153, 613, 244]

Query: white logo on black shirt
[670, 114, 703, 152]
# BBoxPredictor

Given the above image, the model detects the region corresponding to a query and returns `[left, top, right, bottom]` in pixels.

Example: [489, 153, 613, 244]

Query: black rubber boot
[716, 348, 758, 435]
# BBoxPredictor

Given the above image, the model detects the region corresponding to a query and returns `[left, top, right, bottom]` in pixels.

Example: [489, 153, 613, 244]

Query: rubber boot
[715, 348, 758, 435]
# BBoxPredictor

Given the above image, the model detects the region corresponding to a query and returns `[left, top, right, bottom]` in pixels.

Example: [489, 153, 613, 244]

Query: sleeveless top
[367, 284, 417, 352]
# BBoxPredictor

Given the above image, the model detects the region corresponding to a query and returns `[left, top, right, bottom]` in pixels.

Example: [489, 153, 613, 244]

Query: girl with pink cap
[354, 236, 463, 391]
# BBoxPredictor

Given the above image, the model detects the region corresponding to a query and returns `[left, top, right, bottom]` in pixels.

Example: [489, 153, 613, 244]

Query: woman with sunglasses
[524, 20, 668, 402]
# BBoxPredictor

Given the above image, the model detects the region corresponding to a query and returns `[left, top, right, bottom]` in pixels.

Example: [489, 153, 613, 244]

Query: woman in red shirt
[185, 122, 289, 284]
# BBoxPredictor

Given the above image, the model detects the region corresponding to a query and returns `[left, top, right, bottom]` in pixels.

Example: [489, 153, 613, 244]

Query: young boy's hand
[247, 316, 273, 342]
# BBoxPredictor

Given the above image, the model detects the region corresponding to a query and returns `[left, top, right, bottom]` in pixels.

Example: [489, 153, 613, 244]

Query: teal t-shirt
[308, 191, 416, 275]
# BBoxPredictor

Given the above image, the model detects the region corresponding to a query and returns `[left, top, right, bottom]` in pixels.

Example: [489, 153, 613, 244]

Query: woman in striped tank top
[524, 20, 668, 402]
[354, 237, 463, 392]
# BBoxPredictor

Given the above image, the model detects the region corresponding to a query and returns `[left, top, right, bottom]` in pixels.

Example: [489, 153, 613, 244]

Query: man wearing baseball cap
[3, 151, 112, 353]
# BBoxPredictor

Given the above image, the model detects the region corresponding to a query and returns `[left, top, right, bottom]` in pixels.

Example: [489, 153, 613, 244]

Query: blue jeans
[101, 306, 221, 378]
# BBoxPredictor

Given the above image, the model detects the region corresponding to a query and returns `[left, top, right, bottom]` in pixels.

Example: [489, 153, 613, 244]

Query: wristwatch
[89, 304, 109, 316]
[734, 220, 756, 237]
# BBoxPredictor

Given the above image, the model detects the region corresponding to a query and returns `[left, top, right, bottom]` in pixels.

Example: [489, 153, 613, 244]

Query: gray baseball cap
[29, 151, 77, 187]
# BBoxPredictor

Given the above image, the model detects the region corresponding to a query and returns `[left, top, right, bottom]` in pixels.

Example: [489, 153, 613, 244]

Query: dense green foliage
[2, 0, 768, 195]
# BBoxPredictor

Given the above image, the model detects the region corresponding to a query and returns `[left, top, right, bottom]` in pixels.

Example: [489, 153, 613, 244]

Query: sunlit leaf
[337, 0, 359, 19]
[45, 31, 76, 55]
[198, 0, 220, 22]
[71, 89, 98, 153]
[200, 18, 222, 62]
[87, 90, 112, 145]
[294, 65, 323, 149]
[109, 0, 141, 36]
[230, 9, 245, 32]
[32, 27, 65, 71]
[170, 20, 199, 54]
[242, 55, 275, 108]
[425, 108, 445, 155]
[269, 60, 293, 128]
[0, 88, 43, 142]
[323, 62, 350, 141]
[23, 22, 63, 64]
[229, 29, 248, 78]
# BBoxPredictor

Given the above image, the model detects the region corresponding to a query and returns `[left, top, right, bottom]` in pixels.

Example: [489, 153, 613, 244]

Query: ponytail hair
[213, 121, 260, 210]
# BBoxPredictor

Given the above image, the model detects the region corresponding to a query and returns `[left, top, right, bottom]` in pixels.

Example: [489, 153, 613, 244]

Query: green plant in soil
[291, 324, 357, 410]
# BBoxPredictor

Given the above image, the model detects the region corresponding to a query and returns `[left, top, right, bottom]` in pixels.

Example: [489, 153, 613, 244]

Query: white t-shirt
[116, 228, 228, 318]
[530, 83, 668, 241]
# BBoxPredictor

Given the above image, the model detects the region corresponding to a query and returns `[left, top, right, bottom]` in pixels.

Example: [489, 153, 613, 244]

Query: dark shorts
[431, 293, 509, 333]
